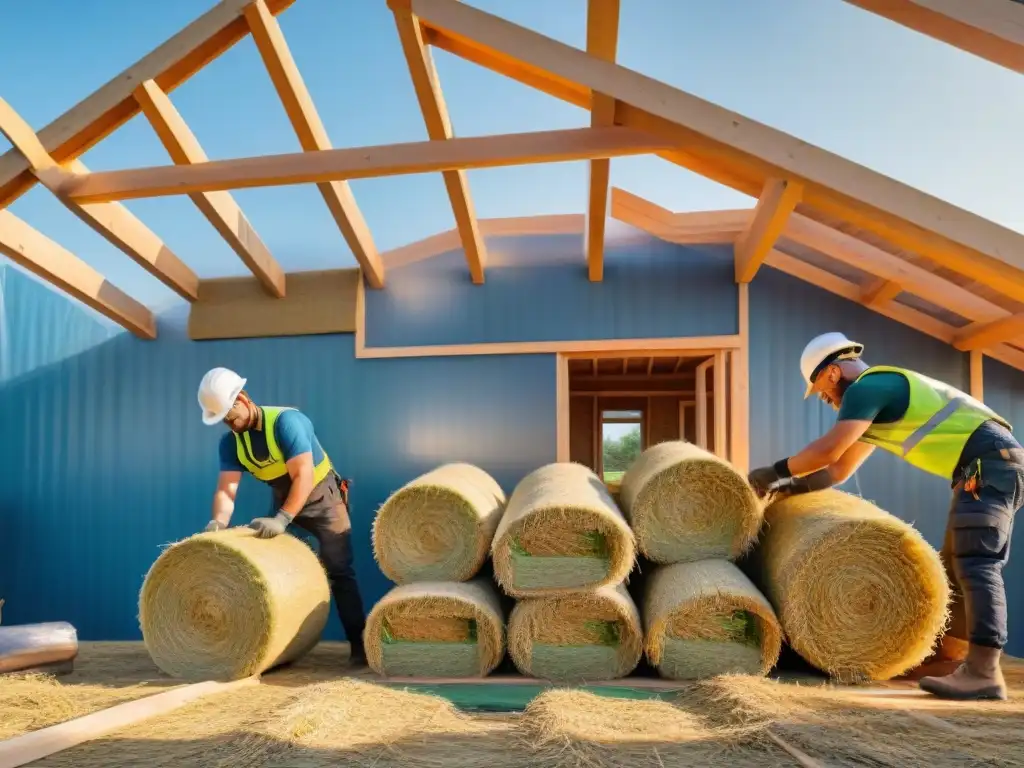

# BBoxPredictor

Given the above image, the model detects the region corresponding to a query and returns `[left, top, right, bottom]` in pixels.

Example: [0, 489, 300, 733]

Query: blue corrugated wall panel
[0, 305, 556, 640]
[751, 267, 1024, 656]
[364, 236, 738, 347]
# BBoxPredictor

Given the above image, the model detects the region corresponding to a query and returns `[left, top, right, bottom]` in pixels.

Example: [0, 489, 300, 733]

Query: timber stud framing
[0, 0, 1020, 391]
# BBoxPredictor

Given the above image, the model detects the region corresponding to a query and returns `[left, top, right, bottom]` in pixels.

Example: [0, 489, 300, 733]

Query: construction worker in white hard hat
[747, 332, 1021, 702]
[197, 367, 366, 667]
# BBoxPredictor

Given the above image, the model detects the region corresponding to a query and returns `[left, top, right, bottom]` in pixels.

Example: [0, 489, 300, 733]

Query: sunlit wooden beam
[584, 0, 620, 282]
[0, 97, 199, 301]
[970, 350, 984, 401]
[244, 0, 385, 289]
[0, 0, 298, 210]
[954, 313, 1024, 351]
[733, 177, 802, 283]
[59, 128, 671, 202]
[133, 80, 285, 298]
[390, 0, 486, 283]
[0, 211, 156, 339]
[860, 277, 903, 308]
[843, 0, 1024, 75]
[414, 0, 1024, 302]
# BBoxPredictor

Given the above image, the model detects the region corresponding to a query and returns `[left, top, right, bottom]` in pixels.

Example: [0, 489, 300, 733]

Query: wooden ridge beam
[244, 0, 385, 289]
[390, 0, 487, 284]
[413, 0, 1024, 302]
[0, 211, 156, 339]
[842, 0, 1024, 75]
[584, 0, 620, 282]
[0, 0, 298, 210]
[0, 97, 199, 301]
[734, 177, 802, 283]
[133, 80, 285, 298]
[58, 128, 672, 202]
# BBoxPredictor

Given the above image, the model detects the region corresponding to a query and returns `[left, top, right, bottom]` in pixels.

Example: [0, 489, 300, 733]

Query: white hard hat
[800, 332, 864, 399]
[197, 367, 247, 425]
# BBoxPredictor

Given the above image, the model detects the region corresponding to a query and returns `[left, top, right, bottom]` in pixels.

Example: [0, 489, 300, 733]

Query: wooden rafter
[954, 313, 1024, 351]
[860, 277, 903, 308]
[584, 0, 620, 282]
[390, 0, 487, 284]
[842, 0, 1024, 75]
[243, 0, 385, 289]
[414, 0, 1024, 303]
[0, 98, 199, 301]
[56, 128, 672, 202]
[133, 80, 285, 298]
[0, 0, 298, 210]
[734, 177, 802, 283]
[0, 211, 155, 339]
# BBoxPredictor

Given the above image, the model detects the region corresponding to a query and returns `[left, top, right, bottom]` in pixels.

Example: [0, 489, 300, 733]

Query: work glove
[204, 520, 227, 533]
[249, 510, 294, 539]
[747, 459, 792, 498]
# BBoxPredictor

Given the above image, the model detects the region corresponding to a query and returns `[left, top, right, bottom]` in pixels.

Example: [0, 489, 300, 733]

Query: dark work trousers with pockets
[272, 470, 367, 658]
[943, 421, 1024, 650]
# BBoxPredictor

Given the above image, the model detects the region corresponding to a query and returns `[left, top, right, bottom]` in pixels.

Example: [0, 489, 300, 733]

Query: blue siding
[750, 267, 1024, 656]
[364, 236, 738, 347]
[0, 307, 555, 641]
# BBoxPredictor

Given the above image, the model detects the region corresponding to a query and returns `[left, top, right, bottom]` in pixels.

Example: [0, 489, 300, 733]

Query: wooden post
[731, 282, 750, 471]
[714, 350, 727, 459]
[969, 350, 984, 401]
[695, 358, 711, 450]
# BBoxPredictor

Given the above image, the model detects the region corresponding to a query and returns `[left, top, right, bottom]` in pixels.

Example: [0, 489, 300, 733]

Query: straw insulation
[492, 462, 635, 597]
[643, 559, 782, 679]
[756, 489, 949, 682]
[619, 441, 763, 564]
[364, 579, 505, 677]
[508, 584, 642, 682]
[373, 463, 506, 583]
[139, 528, 330, 681]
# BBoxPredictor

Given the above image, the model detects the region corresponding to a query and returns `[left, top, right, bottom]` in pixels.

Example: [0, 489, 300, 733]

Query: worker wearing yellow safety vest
[748, 333, 1021, 702]
[197, 367, 366, 666]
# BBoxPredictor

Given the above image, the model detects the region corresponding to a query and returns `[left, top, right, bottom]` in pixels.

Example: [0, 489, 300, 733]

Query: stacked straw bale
[643, 559, 782, 679]
[372, 463, 506, 583]
[756, 488, 950, 682]
[619, 441, 763, 564]
[507, 583, 643, 682]
[492, 462, 636, 597]
[139, 528, 330, 681]
[364, 579, 505, 677]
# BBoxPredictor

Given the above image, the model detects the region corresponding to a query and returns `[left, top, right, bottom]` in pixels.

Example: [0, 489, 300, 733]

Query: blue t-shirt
[219, 408, 326, 474]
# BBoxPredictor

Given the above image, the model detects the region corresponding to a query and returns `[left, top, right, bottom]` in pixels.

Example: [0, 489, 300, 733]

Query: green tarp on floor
[380, 682, 686, 713]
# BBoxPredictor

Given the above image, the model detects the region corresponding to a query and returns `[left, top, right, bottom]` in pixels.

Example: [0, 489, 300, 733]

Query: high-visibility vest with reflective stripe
[233, 406, 333, 486]
[856, 365, 1011, 479]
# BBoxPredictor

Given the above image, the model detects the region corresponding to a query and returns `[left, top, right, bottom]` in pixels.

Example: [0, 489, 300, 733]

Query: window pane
[602, 410, 642, 419]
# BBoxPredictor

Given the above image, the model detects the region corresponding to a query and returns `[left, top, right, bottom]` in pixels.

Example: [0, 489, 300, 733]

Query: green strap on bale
[660, 611, 764, 680]
[380, 618, 481, 677]
[509, 532, 610, 590]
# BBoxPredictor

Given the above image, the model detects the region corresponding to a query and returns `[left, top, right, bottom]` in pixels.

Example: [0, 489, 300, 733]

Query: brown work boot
[918, 644, 1007, 701]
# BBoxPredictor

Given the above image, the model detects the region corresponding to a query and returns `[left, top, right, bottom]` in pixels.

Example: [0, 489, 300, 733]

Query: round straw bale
[372, 463, 506, 583]
[364, 578, 505, 678]
[643, 559, 782, 680]
[507, 584, 642, 682]
[139, 528, 330, 681]
[492, 462, 635, 597]
[619, 441, 763, 564]
[757, 488, 950, 682]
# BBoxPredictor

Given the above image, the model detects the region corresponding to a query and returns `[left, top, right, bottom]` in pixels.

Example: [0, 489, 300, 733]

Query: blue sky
[2, 0, 1022, 312]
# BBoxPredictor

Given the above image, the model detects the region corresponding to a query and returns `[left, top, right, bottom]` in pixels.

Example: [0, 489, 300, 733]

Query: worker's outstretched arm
[827, 441, 876, 484]
[208, 470, 241, 531]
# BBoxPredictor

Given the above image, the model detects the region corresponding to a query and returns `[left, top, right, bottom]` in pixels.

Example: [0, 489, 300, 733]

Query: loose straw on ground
[755, 489, 949, 682]
[364, 579, 505, 678]
[644, 559, 782, 680]
[139, 528, 330, 681]
[619, 441, 763, 564]
[373, 463, 505, 583]
[508, 584, 642, 683]
[492, 463, 635, 597]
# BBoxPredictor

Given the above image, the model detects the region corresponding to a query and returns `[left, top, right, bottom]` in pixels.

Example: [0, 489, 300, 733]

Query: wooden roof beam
[0, 0, 299, 210]
[842, 0, 1024, 75]
[860, 277, 903, 308]
[133, 80, 285, 298]
[0, 211, 156, 339]
[413, 0, 1024, 302]
[584, 0, 620, 282]
[733, 177, 802, 283]
[390, 0, 486, 284]
[243, 0, 385, 289]
[58, 128, 672, 202]
[954, 313, 1024, 351]
[0, 98, 199, 301]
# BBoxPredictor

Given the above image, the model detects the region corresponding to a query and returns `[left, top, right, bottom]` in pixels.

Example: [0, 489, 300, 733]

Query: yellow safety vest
[233, 406, 333, 486]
